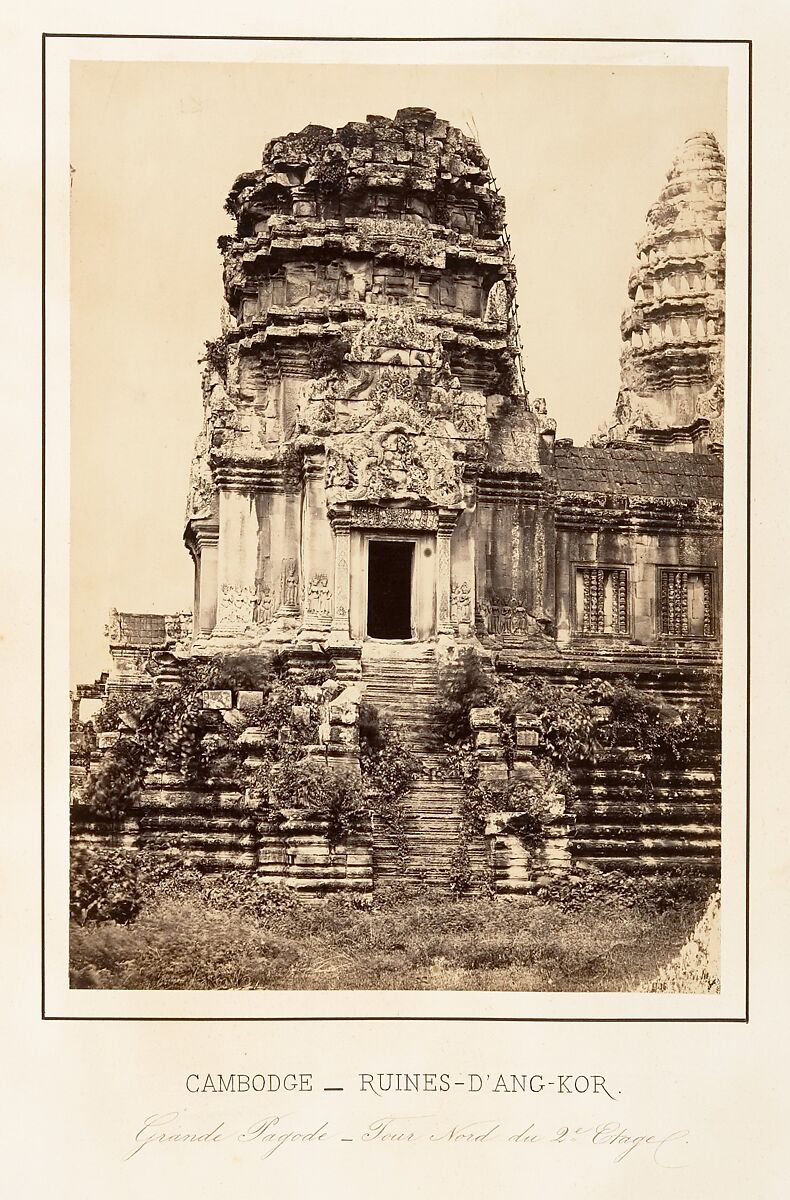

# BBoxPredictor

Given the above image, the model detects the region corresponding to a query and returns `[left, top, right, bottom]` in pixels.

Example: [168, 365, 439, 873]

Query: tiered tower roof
[608, 131, 726, 450]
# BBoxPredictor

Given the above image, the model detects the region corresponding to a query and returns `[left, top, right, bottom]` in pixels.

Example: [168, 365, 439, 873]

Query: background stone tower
[604, 131, 726, 451]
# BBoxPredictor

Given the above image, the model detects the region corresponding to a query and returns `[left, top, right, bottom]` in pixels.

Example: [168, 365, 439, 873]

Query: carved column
[188, 519, 219, 637]
[437, 510, 457, 636]
[329, 508, 352, 642]
[556, 529, 572, 646]
[214, 483, 259, 634]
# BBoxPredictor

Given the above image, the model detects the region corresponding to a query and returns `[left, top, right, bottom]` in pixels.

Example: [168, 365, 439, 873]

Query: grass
[69, 888, 710, 992]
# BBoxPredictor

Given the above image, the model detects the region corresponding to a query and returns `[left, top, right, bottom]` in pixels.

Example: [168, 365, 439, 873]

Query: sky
[70, 61, 727, 685]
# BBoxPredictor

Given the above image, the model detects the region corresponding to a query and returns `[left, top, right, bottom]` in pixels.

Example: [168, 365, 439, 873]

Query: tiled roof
[554, 444, 723, 501]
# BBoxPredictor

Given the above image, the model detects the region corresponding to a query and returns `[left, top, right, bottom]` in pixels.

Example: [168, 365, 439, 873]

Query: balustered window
[575, 566, 630, 636]
[659, 569, 716, 637]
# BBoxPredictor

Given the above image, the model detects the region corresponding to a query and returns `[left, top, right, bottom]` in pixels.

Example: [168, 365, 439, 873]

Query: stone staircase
[361, 647, 488, 888]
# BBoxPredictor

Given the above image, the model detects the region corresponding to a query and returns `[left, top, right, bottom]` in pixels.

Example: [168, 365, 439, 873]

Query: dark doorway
[367, 541, 413, 639]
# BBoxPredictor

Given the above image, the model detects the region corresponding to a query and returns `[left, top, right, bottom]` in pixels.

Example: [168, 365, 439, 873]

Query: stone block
[330, 703, 358, 727]
[238, 729, 271, 748]
[329, 725, 357, 746]
[475, 731, 501, 749]
[320, 679, 345, 701]
[469, 707, 498, 731]
[477, 761, 508, 785]
[509, 759, 542, 786]
[237, 690, 265, 710]
[515, 712, 541, 729]
[221, 709, 248, 731]
[97, 732, 120, 750]
[203, 690, 232, 710]
[516, 729, 539, 748]
[291, 705, 312, 726]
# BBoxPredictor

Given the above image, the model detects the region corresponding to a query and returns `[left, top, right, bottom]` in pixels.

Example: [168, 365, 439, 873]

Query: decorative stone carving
[164, 613, 193, 648]
[451, 581, 472, 625]
[479, 599, 545, 639]
[325, 415, 463, 509]
[350, 309, 440, 355]
[217, 583, 256, 628]
[308, 573, 332, 616]
[253, 577, 274, 625]
[105, 608, 122, 643]
[484, 280, 508, 324]
[186, 430, 215, 520]
[350, 505, 438, 530]
[280, 558, 300, 610]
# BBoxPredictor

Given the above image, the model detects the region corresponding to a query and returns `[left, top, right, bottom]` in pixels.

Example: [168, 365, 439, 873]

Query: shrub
[533, 869, 714, 917]
[359, 703, 419, 867]
[607, 683, 720, 766]
[640, 888, 720, 993]
[70, 843, 199, 924]
[270, 759, 365, 846]
[435, 648, 495, 744]
[81, 739, 146, 818]
[70, 846, 143, 925]
[198, 873, 301, 921]
[93, 692, 149, 733]
[200, 652, 277, 693]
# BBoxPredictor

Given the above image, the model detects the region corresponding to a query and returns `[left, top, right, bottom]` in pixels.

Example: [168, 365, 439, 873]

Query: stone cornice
[183, 517, 219, 554]
[554, 495, 723, 534]
[477, 471, 556, 504]
[211, 461, 300, 492]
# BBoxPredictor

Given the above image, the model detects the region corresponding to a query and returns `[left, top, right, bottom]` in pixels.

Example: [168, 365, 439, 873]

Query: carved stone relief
[451, 581, 472, 625]
[307, 573, 332, 616]
[350, 506, 438, 530]
[217, 583, 256, 628]
[280, 558, 300, 609]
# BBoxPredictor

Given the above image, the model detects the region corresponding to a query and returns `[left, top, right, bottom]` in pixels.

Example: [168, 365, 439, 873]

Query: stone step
[567, 855, 721, 875]
[572, 837, 721, 856]
[577, 807, 721, 825]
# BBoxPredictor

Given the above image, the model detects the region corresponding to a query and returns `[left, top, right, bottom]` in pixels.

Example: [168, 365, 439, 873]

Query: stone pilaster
[555, 529, 572, 647]
[436, 509, 457, 636]
[276, 484, 302, 619]
[214, 484, 259, 635]
[300, 455, 334, 639]
[187, 519, 219, 638]
[450, 504, 476, 636]
[329, 508, 352, 644]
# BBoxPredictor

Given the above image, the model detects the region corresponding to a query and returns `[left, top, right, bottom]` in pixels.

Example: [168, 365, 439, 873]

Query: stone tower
[604, 131, 726, 451]
[184, 107, 550, 661]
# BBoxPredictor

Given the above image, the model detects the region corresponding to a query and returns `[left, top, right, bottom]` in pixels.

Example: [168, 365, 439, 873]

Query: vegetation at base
[270, 758, 364, 848]
[74, 653, 331, 821]
[435, 648, 495, 743]
[358, 702, 419, 866]
[431, 650, 721, 896]
[639, 887, 720, 994]
[69, 867, 714, 993]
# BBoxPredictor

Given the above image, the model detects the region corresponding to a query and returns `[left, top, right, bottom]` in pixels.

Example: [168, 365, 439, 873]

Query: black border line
[42, 33, 752, 1023]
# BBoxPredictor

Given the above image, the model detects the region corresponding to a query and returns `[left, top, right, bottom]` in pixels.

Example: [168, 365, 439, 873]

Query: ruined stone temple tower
[80, 113, 726, 885]
[184, 107, 553, 664]
[602, 131, 726, 452]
